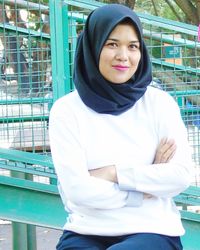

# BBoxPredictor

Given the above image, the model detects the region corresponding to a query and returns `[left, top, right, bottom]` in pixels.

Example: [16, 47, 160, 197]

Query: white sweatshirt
[49, 85, 193, 237]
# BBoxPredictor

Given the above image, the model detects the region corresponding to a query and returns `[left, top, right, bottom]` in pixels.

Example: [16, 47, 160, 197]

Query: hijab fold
[73, 4, 152, 115]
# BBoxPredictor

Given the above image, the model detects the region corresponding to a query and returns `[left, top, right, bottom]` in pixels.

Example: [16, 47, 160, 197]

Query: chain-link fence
[0, 0, 51, 153]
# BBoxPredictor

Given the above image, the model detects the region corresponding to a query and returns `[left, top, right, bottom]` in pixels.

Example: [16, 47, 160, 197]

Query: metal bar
[0, 162, 56, 178]
[50, 0, 71, 101]
[169, 90, 200, 96]
[12, 171, 29, 250]
[152, 58, 200, 75]
[181, 108, 200, 115]
[138, 12, 198, 36]
[175, 197, 200, 206]
[12, 222, 28, 250]
[0, 97, 52, 105]
[174, 186, 200, 206]
[181, 217, 200, 250]
[0, 23, 50, 39]
[67, 11, 88, 23]
[0, 148, 53, 168]
[177, 185, 200, 197]
[0, 0, 49, 15]
[27, 224, 37, 250]
[144, 30, 200, 49]
[0, 176, 66, 229]
[26, 174, 37, 250]
[0, 175, 57, 194]
[11, 171, 37, 250]
[0, 115, 49, 123]
[63, 0, 104, 10]
[181, 210, 200, 223]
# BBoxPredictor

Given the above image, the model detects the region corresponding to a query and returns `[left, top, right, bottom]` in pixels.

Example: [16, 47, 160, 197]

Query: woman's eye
[106, 42, 118, 48]
[129, 44, 139, 50]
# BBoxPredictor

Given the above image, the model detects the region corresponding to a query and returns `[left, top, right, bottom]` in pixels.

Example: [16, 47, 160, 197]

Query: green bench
[0, 148, 66, 229]
[0, 148, 200, 250]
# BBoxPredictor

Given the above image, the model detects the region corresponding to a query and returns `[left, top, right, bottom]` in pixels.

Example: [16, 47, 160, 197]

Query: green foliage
[27, 0, 49, 5]
[97, 0, 199, 24]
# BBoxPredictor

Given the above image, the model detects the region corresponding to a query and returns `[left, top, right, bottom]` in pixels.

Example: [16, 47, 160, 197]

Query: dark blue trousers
[56, 230, 183, 250]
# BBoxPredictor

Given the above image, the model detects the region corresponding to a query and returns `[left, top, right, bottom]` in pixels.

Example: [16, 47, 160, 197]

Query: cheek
[100, 51, 110, 63]
[99, 57, 105, 76]
[130, 52, 141, 66]
[99, 52, 104, 70]
[99, 52, 110, 73]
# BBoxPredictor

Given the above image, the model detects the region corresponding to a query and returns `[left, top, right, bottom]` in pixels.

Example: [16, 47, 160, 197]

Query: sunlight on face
[99, 23, 141, 84]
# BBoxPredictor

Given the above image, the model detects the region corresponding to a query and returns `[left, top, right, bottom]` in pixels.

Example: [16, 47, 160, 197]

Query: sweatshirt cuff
[126, 191, 143, 207]
[116, 166, 136, 191]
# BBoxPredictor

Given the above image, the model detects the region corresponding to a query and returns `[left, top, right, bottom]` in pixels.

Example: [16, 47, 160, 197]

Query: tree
[172, 0, 199, 25]
[103, 0, 136, 9]
[101, 0, 200, 25]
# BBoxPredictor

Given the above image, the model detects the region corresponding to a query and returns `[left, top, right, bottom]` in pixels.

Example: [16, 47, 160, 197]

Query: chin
[110, 78, 130, 84]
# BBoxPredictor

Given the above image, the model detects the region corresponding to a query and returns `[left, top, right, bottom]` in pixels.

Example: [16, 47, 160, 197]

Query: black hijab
[73, 4, 152, 115]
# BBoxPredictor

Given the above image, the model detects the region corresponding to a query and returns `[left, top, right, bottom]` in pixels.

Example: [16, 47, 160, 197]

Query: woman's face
[99, 23, 141, 84]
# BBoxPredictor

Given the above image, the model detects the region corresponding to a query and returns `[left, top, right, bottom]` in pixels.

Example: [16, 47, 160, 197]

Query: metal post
[49, 0, 71, 103]
[12, 222, 28, 250]
[11, 172, 37, 250]
[12, 222, 37, 250]
[27, 224, 37, 250]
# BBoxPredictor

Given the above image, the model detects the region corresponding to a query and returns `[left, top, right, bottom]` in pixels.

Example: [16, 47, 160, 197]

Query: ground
[0, 221, 62, 250]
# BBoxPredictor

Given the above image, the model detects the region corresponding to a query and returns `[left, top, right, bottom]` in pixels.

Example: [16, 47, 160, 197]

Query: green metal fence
[0, 0, 51, 153]
[0, 0, 200, 178]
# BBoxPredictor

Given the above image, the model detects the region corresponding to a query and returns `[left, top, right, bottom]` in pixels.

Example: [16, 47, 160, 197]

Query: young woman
[49, 4, 193, 250]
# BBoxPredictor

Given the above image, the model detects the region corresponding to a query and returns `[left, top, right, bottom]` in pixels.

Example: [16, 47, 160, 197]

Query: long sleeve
[116, 93, 194, 198]
[49, 97, 143, 210]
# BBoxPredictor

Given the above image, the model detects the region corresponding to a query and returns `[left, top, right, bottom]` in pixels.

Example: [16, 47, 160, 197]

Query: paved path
[0, 221, 62, 250]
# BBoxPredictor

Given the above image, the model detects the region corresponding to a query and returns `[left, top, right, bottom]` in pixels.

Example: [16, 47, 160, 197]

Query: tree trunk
[105, 0, 136, 9]
[125, 0, 136, 9]
[174, 0, 199, 25]
[151, 0, 159, 16]
[196, 0, 200, 23]
[164, 0, 184, 22]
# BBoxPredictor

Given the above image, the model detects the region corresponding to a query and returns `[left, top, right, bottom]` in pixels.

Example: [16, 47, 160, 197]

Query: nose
[115, 47, 128, 61]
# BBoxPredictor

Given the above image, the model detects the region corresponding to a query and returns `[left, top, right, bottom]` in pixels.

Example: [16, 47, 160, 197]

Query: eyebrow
[107, 38, 140, 43]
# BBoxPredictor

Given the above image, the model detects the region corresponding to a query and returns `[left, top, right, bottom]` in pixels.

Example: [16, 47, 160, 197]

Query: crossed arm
[89, 138, 176, 197]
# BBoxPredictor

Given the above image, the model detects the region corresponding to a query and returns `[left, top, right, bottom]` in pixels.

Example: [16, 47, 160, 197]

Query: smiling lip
[112, 65, 129, 71]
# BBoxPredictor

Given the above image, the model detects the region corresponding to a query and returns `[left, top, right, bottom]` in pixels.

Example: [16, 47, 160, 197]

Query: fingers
[153, 138, 177, 164]
[162, 141, 176, 163]
[143, 193, 154, 199]
[159, 139, 176, 163]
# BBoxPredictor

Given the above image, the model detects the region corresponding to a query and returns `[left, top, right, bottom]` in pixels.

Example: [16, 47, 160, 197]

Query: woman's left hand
[89, 137, 177, 182]
[153, 137, 176, 164]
